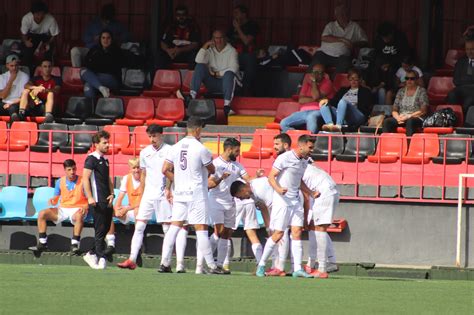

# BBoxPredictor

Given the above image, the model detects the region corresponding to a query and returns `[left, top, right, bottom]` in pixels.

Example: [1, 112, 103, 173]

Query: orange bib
[126, 174, 142, 208]
[60, 176, 88, 208]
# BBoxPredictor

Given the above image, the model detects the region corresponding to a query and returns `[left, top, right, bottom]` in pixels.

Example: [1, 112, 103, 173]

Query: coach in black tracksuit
[82, 130, 114, 269]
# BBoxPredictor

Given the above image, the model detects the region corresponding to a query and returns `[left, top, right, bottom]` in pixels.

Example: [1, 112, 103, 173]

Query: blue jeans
[81, 69, 120, 99]
[279, 110, 323, 134]
[320, 99, 366, 127]
[191, 63, 236, 103]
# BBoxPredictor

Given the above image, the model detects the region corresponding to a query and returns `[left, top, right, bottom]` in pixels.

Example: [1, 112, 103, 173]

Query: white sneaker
[176, 263, 186, 273]
[195, 265, 207, 275]
[96, 257, 107, 270]
[327, 262, 339, 273]
[98, 86, 110, 98]
[83, 252, 98, 269]
[228, 109, 236, 116]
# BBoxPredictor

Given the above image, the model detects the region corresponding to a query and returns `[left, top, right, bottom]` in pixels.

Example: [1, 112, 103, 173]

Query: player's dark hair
[298, 134, 315, 144]
[175, 5, 188, 14]
[31, 1, 48, 13]
[92, 130, 110, 144]
[146, 124, 163, 134]
[223, 138, 241, 150]
[63, 159, 76, 168]
[187, 116, 204, 129]
[274, 133, 291, 147]
[234, 4, 249, 15]
[101, 3, 116, 21]
[230, 180, 246, 197]
[40, 58, 52, 65]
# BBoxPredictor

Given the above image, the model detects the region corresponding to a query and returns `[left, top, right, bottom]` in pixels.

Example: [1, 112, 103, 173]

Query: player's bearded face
[149, 133, 162, 148]
[229, 147, 240, 161]
[300, 142, 314, 158]
[273, 140, 286, 155]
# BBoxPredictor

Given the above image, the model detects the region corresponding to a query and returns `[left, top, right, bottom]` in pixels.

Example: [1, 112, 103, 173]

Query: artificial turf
[0, 264, 472, 315]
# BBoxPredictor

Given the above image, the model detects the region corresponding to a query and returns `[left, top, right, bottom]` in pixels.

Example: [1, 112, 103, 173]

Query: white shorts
[136, 198, 172, 223]
[54, 207, 83, 225]
[270, 201, 304, 231]
[116, 210, 135, 225]
[209, 199, 236, 228]
[234, 201, 259, 230]
[312, 194, 339, 226]
[172, 199, 208, 225]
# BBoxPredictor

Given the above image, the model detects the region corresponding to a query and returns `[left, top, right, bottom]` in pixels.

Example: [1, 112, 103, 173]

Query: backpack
[422, 108, 457, 127]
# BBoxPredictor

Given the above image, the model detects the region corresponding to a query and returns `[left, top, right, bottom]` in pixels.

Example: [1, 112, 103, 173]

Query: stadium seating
[0, 121, 38, 151]
[242, 129, 280, 159]
[287, 129, 311, 149]
[0, 121, 7, 144]
[29, 186, 56, 219]
[265, 101, 301, 129]
[401, 133, 439, 164]
[60, 97, 94, 125]
[85, 98, 124, 125]
[30, 123, 68, 153]
[311, 132, 344, 161]
[147, 98, 185, 127]
[142, 70, 181, 97]
[119, 69, 147, 95]
[435, 49, 465, 76]
[424, 104, 463, 134]
[427, 76, 455, 105]
[186, 99, 216, 125]
[163, 126, 186, 145]
[432, 134, 471, 165]
[116, 97, 155, 126]
[62, 67, 84, 93]
[33, 66, 61, 77]
[59, 125, 98, 154]
[332, 73, 351, 91]
[104, 125, 130, 154]
[336, 132, 376, 162]
[181, 70, 207, 95]
[0, 186, 28, 220]
[298, 45, 319, 56]
[367, 133, 408, 163]
[121, 126, 148, 155]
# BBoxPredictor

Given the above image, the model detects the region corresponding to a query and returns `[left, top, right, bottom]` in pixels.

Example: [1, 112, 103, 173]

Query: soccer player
[82, 130, 115, 270]
[302, 164, 339, 278]
[159, 116, 226, 274]
[29, 159, 87, 254]
[256, 134, 318, 278]
[104, 157, 142, 256]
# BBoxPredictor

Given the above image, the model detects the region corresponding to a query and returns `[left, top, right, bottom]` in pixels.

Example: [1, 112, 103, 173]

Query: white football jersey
[272, 150, 309, 205]
[140, 143, 171, 200]
[250, 177, 274, 208]
[166, 136, 213, 202]
[302, 164, 339, 197]
[209, 156, 247, 205]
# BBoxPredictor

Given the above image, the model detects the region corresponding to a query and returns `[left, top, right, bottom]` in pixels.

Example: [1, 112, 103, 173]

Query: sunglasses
[405, 76, 417, 81]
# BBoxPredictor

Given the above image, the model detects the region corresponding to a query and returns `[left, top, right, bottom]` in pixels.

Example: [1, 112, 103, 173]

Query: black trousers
[89, 202, 113, 259]
[447, 85, 474, 113]
[382, 116, 423, 136]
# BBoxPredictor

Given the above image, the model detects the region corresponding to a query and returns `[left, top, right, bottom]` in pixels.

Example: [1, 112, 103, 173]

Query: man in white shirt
[311, 4, 368, 73]
[191, 29, 239, 116]
[159, 116, 227, 274]
[0, 54, 30, 122]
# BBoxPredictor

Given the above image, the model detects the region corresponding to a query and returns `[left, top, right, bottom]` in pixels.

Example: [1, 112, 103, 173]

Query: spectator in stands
[155, 5, 200, 69]
[80, 30, 123, 99]
[279, 64, 335, 134]
[394, 56, 424, 89]
[447, 36, 474, 113]
[18, 59, 60, 123]
[321, 68, 373, 131]
[20, 1, 59, 73]
[191, 29, 239, 116]
[463, 25, 474, 38]
[29, 159, 88, 254]
[227, 4, 259, 95]
[71, 4, 129, 67]
[310, 3, 368, 73]
[382, 69, 429, 136]
[371, 22, 410, 105]
[0, 54, 30, 122]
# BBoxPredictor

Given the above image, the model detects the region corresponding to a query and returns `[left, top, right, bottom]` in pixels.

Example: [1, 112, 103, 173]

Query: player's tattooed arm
[208, 171, 230, 189]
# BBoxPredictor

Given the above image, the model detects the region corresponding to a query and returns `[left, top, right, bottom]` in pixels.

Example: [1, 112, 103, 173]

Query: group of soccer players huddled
[30, 116, 339, 278]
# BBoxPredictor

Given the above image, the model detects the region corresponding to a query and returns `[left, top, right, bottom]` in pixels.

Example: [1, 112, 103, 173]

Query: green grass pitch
[0, 264, 472, 314]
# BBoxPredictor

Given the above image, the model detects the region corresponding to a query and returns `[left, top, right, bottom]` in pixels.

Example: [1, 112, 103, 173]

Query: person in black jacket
[320, 68, 373, 132]
[80, 30, 122, 99]
[447, 37, 474, 113]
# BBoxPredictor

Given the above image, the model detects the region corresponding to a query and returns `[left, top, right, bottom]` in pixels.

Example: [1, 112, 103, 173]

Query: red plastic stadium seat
[121, 126, 148, 155]
[242, 129, 280, 159]
[327, 218, 347, 233]
[444, 49, 465, 68]
[0, 121, 38, 151]
[333, 73, 350, 91]
[0, 121, 7, 144]
[103, 125, 130, 154]
[401, 133, 439, 164]
[367, 133, 408, 163]
[62, 67, 84, 93]
[427, 76, 455, 105]
[146, 98, 185, 127]
[265, 101, 301, 130]
[34, 66, 61, 77]
[142, 70, 181, 97]
[170, 63, 190, 70]
[0, 116, 10, 122]
[116, 97, 155, 126]
[285, 65, 308, 73]
[287, 129, 311, 149]
[181, 70, 207, 95]
[424, 104, 463, 134]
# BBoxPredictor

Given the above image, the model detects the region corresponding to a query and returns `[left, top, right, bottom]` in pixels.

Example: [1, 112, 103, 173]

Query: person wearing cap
[0, 54, 30, 121]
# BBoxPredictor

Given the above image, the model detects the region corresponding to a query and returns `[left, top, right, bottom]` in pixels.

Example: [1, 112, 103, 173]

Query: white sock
[277, 230, 289, 271]
[129, 221, 147, 263]
[251, 243, 263, 262]
[160, 225, 180, 266]
[224, 100, 231, 106]
[196, 230, 217, 269]
[106, 234, 115, 247]
[316, 231, 329, 272]
[98, 86, 110, 98]
[39, 237, 47, 244]
[307, 230, 317, 268]
[196, 243, 204, 269]
[223, 239, 232, 266]
[209, 233, 219, 253]
[258, 238, 276, 267]
[271, 245, 278, 269]
[190, 90, 197, 99]
[216, 238, 228, 267]
[291, 240, 303, 272]
[175, 228, 188, 266]
[326, 233, 336, 263]
[162, 224, 170, 234]
[71, 239, 79, 245]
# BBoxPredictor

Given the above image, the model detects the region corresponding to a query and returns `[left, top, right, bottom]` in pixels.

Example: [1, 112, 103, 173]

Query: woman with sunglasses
[382, 69, 429, 136]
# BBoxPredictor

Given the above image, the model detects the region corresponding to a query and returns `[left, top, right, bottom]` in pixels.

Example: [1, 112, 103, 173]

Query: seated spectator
[279, 64, 335, 134]
[20, 1, 59, 73]
[71, 4, 129, 67]
[191, 29, 239, 116]
[321, 68, 373, 132]
[155, 5, 200, 69]
[447, 36, 474, 113]
[18, 59, 60, 123]
[227, 4, 259, 95]
[395, 56, 424, 89]
[81, 30, 123, 99]
[371, 22, 410, 105]
[310, 3, 368, 73]
[382, 69, 429, 136]
[463, 25, 474, 38]
[0, 54, 30, 121]
[29, 159, 88, 254]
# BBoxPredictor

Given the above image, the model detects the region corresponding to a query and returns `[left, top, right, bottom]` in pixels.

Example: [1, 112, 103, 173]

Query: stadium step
[227, 115, 275, 127]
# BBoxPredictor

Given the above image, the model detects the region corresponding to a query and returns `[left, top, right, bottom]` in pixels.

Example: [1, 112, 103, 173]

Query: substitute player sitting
[29, 159, 87, 254]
